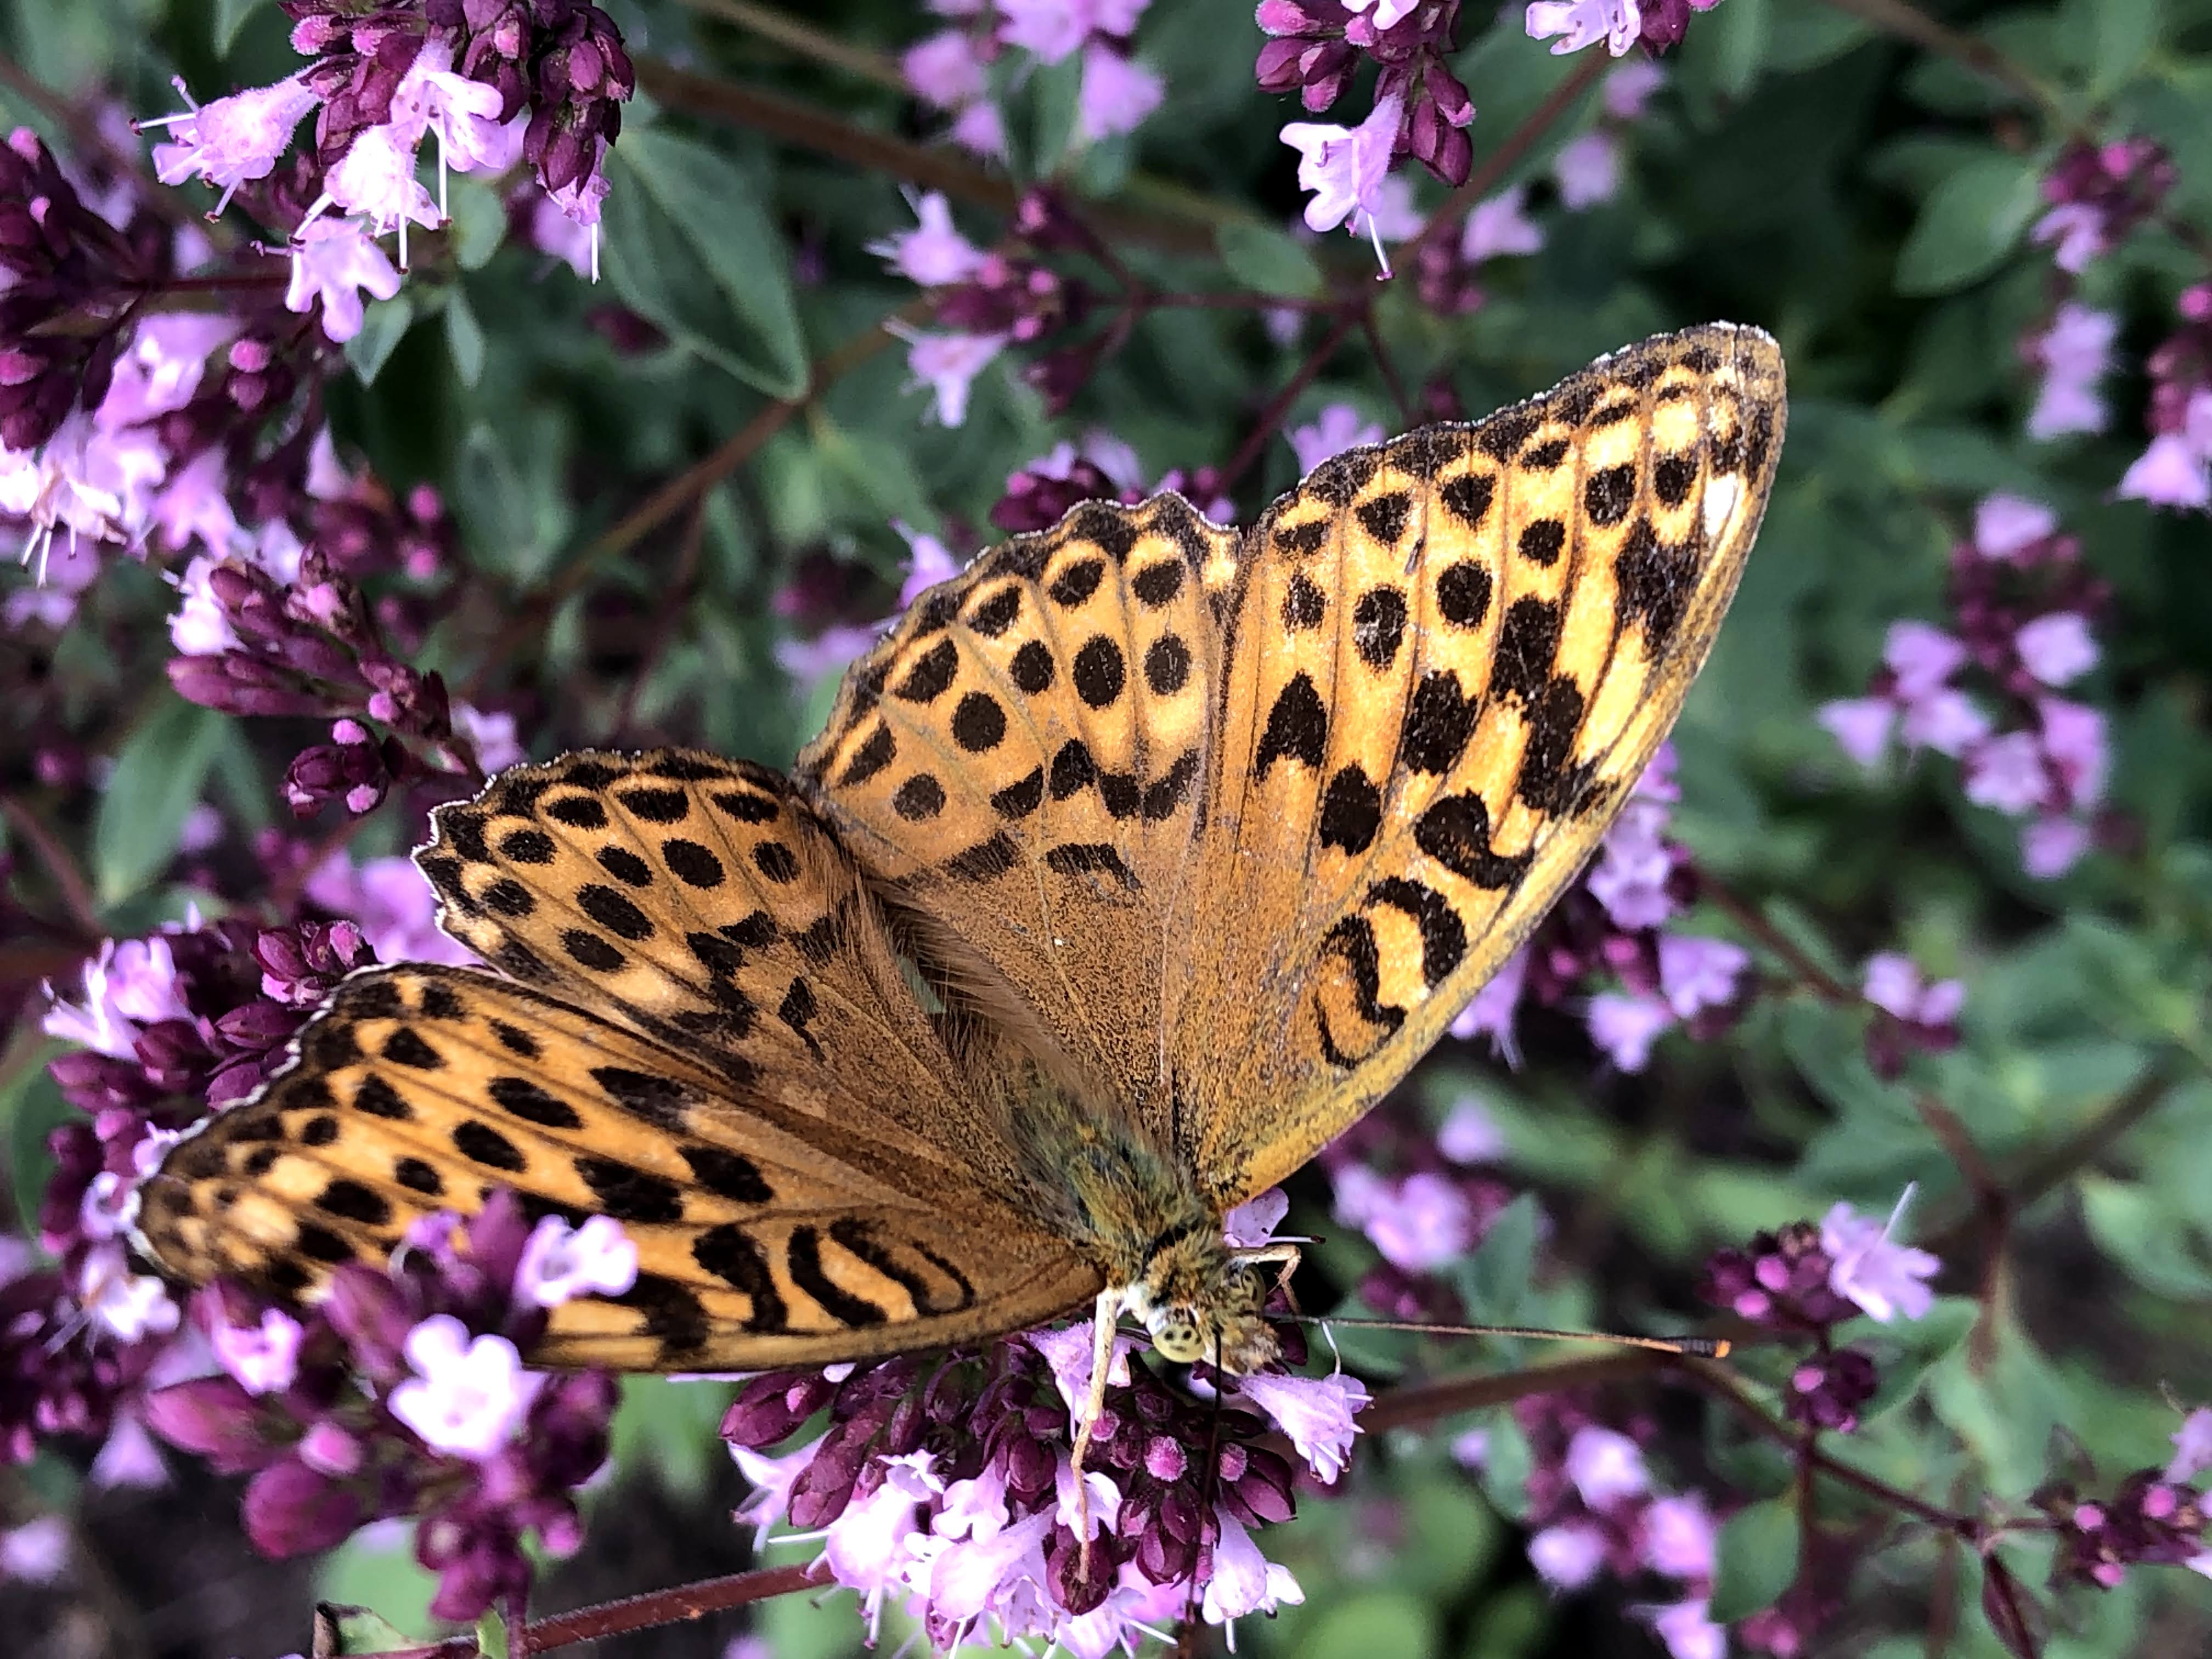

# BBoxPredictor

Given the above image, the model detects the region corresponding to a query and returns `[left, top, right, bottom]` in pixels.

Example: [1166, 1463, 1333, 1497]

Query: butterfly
[134, 323, 1785, 1391]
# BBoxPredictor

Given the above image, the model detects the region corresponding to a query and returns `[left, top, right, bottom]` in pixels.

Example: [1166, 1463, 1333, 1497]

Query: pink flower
[1025, 1322, 1135, 1438]
[997, 0, 1097, 63]
[950, 99, 1008, 159]
[212, 1308, 304, 1397]
[1963, 730, 2048, 815]
[1525, 0, 1643, 56]
[730, 1440, 819, 1546]
[1438, 1096, 1505, 1164]
[775, 623, 879, 685]
[1553, 131, 1621, 210]
[2039, 697, 2108, 808]
[1528, 1520, 1607, 1588]
[1280, 93, 1404, 259]
[1657, 934, 1748, 1018]
[1234, 1370, 1369, 1482]
[528, 190, 599, 278]
[1077, 47, 1163, 142]
[1899, 688, 1991, 758]
[1861, 952, 1964, 1025]
[0, 1517, 70, 1584]
[1565, 1424, 1649, 1507]
[2164, 1407, 2212, 1484]
[515, 1216, 638, 1307]
[43, 935, 191, 1058]
[390, 1317, 544, 1460]
[1820, 697, 1895, 768]
[1222, 1186, 1290, 1246]
[2015, 612, 2098, 686]
[1288, 403, 1385, 473]
[1344, 0, 1422, 24]
[304, 853, 474, 966]
[820, 1452, 940, 1638]
[1359, 1170, 1475, 1272]
[1200, 1509, 1304, 1629]
[285, 219, 403, 343]
[143, 75, 320, 213]
[2118, 431, 2211, 509]
[2031, 201, 2104, 272]
[868, 191, 986, 287]
[1588, 991, 1673, 1072]
[97, 314, 235, 430]
[891, 326, 1006, 426]
[389, 38, 520, 195]
[2025, 303, 2114, 439]
[2022, 814, 2092, 878]
[1973, 492, 2057, 558]
[314, 125, 441, 254]
[1604, 59, 1666, 119]
[904, 30, 990, 108]
[1460, 185, 1544, 263]
[77, 1243, 179, 1342]
[1586, 799, 1675, 929]
[1883, 619, 1966, 700]
[1644, 1598, 1727, 1659]
[1642, 1493, 1717, 1580]
[1821, 1190, 1939, 1323]
[895, 523, 963, 608]
[453, 701, 526, 771]
[168, 553, 240, 654]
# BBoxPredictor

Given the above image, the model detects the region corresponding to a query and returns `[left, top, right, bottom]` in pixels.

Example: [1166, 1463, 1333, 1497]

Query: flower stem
[1811, 0, 2056, 114]
[1221, 311, 1360, 490]
[678, 0, 909, 91]
[519, 1562, 828, 1651]
[0, 794, 103, 938]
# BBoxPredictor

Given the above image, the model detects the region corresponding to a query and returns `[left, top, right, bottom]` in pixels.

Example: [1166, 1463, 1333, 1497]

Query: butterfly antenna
[1286, 1314, 1730, 1359]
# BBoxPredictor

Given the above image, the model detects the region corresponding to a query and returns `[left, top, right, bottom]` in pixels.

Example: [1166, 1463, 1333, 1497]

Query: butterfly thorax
[1012, 1082, 1279, 1375]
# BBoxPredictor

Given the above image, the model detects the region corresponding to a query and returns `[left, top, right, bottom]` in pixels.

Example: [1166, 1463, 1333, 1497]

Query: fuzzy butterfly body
[136, 324, 1786, 1375]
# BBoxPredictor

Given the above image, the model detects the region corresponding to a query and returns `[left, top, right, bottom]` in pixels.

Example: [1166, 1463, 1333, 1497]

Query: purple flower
[1819, 697, 1895, 768]
[2165, 1408, 2212, 1484]
[1280, 92, 1403, 261]
[1656, 934, 1748, 1019]
[2040, 696, 2108, 808]
[2015, 611, 2098, 686]
[895, 523, 963, 608]
[1234, 1370, 1369, 1482]
[143, 75, 320, 213]
[1565, 1424, 1649, 1508]
[1553, 131, 1621, 210]
[515, 1216, 638, 1307]
[1643, 1492, 1717, 1579]
[1450, 943, 1528, 1059]
[775, 623, 879, 685]
[1861, 953, 1963, 1026]
[951, 100, 1008, 159]
[304, 853, 474, 966]
[997, 0, 1103, 64]
[1974, 492, 2058, 558]
[1525, 0, 1642, 56]
[1222, 1186, 1291, 1246]
[868, 191, 987, 288]
[1077, 47, 1163, 142]
[0, 1516, 71, 1584]
[1528, 1520, 1607, 1587]
[891, 326, 1006, 426]
[2032, 201, 2103, 272]
[1587, 991, 1673, 1072]
[1963, 730, 2047, 814]
[1643, 1598, 1726, 1659]
[311, 126, 441, 255]
[904, 30, 990, 108]
[388, 1316, 545, 1460]
[1460, 185, 1543, 263]
[1337, 1168, 1474, 1271]
[1288, 403, 1385, 472]
[819, 1451, 940, 1639]
[1604, 59, 1666, 118]
[1437, 1096, 1505, 1164]
[2026, 303, 2115, 439]
[1821, 1190, 1939, 1323]
[1883, 619, 1966, 700]
[2118, 432, 2211, 509]
[452, 702, 524, 771]
[212, 1308, 304, 1397]
[42, 935, 192, 1059]
[1899, 688, 1991, 758]
[2022, 814, 2093, 878]
[1585, 799, 1675, 929]
[1199, 1509, 1304, 1628]
[285, 218, 403, 343]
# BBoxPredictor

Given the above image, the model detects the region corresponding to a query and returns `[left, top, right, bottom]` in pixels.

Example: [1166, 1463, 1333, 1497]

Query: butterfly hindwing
[1170, 323, 1787, 1204]
[799, 494, 1238, 1109]
[137, 966, 1104, 1369]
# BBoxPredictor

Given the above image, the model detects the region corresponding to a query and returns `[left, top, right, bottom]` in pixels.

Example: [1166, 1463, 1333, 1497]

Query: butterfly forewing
[138, 966, 1103, 1369]
[1171, 324, 1787, 1204]
[799, 494, 1238, 1109]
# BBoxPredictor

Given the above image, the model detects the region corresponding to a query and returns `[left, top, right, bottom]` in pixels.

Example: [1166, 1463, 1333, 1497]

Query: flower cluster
[1448, 745, 1754, 1075]
[2029, 137, 2175, 276]
[724, 1193, 1363, 1654]
[1699, 1193, 1939, 1434]
[1820, 493, 2111, 879]
[1257, 0, 1477, 188]
[1510, 1402, 1725, 1659]
[1525, 0, 1724, 58]
[902, 0, 1163, 162]
[2117, 285, 2212, 509]
[144, 1193, 633, 1619]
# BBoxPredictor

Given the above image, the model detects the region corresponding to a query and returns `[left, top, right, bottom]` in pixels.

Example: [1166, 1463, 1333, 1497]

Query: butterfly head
[1122, 1229, 1279, 1375]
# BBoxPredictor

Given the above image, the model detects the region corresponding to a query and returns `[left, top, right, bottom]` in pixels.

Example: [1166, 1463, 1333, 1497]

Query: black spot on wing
[1255, 673, 1327, 775]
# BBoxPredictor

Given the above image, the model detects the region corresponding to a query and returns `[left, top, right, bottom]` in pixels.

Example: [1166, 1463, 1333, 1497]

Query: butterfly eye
[1146, 1310, 1206, 1364]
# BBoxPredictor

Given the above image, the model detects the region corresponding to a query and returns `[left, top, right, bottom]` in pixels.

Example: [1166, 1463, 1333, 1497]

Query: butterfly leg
[1070, 1286, 1119, 1583]
[1234, 1242, 1304, 1312]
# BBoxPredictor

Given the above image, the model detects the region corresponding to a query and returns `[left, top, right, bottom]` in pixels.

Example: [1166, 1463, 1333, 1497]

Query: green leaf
[1464, 1193, 1539, 1318]
[312, 1602, 422, 1658]
[345, 295, 416, 385]
[602, 131, 810, 398]
[445, 175, 507, 270]
[445, 287, 486, 387]
[475, 1608, 509, 1659]
[92, 695, 228, 904]
[1216, 221, 1325, 300]
[608, 1375, 735, 1499]
[2075, 0, 2162, 96]
[314, 1533, 438, 1643]
[1710, 1496, 1802, 1622]
[1028, 49, 1086, 180]
[1893, 153, 2042, 295]
[212, 0, 265, 55]
[1292, 1589, 1437, 1659]
[7, 1066, 69, 1241]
